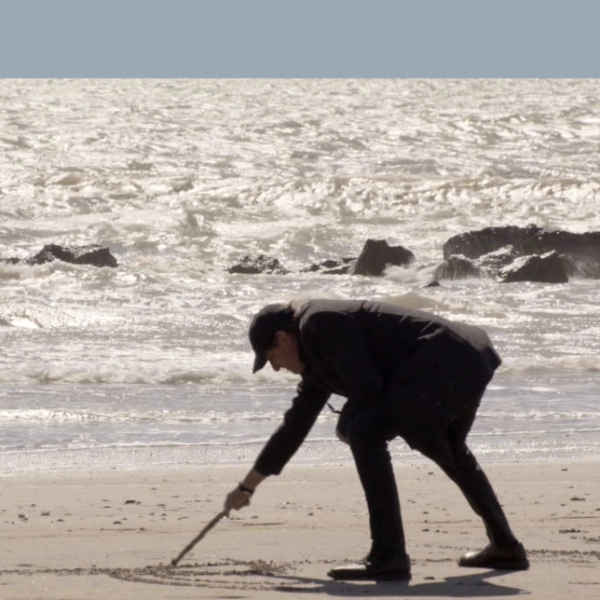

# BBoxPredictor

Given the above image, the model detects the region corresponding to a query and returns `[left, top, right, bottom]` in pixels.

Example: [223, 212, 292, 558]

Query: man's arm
[252, 380, 331, 476]
[224, 380, 330, 512]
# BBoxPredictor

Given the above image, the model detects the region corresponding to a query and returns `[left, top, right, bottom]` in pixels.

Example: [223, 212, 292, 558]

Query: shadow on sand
[273, 569, 526, 597]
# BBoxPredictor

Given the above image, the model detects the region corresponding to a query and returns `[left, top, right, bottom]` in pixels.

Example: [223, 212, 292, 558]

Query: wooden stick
[170, 510, 228, 567]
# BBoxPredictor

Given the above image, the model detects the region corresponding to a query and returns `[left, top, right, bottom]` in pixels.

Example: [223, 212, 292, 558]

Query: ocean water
[1, 79, 599, 475]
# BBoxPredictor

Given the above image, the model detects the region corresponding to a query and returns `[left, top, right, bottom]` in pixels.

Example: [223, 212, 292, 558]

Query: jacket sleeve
[301, 312, 385, 437]
[253, 378, 331, 476]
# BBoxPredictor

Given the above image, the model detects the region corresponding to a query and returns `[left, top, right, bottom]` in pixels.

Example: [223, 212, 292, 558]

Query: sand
[1, 459, 598, 599]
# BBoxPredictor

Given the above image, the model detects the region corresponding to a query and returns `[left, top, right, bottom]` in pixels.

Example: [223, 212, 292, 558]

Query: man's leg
[421, 413, 516, 546]
[328, 408, 410, 580]
[347, 408, 406, 559]
[419, 407, 528, 569]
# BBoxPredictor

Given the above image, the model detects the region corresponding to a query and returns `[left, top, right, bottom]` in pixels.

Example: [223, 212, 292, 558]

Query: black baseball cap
[249, 303, 295, 373]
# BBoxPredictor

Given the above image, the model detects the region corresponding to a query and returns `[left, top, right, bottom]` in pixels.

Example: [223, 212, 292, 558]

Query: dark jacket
[253, 299, 501, 476]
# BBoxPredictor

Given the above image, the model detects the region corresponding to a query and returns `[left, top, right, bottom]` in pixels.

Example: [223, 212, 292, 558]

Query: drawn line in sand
[1, 560, 322, 592]
[2, 551, 597, 591]
[111, 560, 311, 591]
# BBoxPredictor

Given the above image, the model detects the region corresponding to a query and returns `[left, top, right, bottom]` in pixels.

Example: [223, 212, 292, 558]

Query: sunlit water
[1, 79, 599, 474]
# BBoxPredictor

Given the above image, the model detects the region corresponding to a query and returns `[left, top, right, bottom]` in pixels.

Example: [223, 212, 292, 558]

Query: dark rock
[228, 255, 289, 275]
[435, 246, 521, 281]
[303, 257, 355, 275]
[440, 225, 600, 282]
[228, 239, 416, 277]
[26, 244, 118, 268]
[443, 225, 600, 277]
[353, 239, 415, 276]
[433, 256, 481, 280]
[443, 225, 542, 260]
[527, 229, 600, 256]
[476, 245, 520, 272]
[499, 251, 569, 283]
[532, 230, 600, 277]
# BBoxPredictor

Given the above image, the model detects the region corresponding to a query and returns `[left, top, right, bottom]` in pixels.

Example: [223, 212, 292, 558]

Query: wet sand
[1, 460, 598, 599]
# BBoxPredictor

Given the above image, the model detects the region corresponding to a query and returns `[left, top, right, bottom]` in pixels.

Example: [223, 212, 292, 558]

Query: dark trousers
[346, 404, 517, 560]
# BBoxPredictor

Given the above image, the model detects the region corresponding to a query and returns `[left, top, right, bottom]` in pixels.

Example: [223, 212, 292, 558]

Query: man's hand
[224, 469, 266, 514]
[224, 484, 253, 514]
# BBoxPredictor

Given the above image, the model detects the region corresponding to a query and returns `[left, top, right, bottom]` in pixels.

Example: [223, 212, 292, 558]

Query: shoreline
[3, 436, 600, 478]
[3, 374, 600, 478]
[1, 461, 598, 599]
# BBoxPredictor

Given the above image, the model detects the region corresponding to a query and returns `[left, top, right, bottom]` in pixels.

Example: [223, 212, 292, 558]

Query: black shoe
[459, 541, 529, 570]
[328, 554, 411, 581]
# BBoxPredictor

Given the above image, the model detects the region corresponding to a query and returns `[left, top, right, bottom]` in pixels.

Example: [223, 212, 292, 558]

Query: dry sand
[1, 460, 598, 599]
